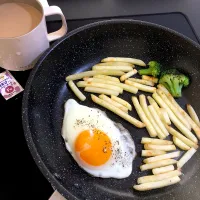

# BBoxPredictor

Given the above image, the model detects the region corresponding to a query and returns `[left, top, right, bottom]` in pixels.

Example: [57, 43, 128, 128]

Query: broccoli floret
[159, 69, 189, 98]
[138, 61, 161, 77]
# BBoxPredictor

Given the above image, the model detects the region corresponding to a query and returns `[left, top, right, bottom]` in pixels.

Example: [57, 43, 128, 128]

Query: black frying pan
[22, 20, 200, 200]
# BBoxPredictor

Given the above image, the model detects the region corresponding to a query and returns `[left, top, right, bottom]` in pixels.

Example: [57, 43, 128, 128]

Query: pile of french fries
[65, 57, 199, 192]
[66, 57, 156, 128]
[134, 137, 197, 191]
[131, 84, 198, 191]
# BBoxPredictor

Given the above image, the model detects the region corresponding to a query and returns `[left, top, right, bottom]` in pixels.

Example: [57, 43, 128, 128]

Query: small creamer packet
[0, 70, 24, 100]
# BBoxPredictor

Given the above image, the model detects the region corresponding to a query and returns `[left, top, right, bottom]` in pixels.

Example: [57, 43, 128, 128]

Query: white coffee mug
[0, 0, 67, 71]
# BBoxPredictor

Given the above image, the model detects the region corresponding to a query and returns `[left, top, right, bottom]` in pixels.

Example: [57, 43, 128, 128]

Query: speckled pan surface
[22, 20, 200, 200]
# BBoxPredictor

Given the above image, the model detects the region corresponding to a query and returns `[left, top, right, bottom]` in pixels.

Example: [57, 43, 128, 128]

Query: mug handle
[37, 0, 49, 7]
[37, 0, 67, 42]
[44, 6, 68, 42]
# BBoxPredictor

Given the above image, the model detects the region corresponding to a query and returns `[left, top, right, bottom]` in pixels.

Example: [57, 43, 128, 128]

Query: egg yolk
[75, 129, 112, 166]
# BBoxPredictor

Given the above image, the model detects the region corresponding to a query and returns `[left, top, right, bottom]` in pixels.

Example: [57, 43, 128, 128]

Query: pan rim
[22, 19, 200, 200]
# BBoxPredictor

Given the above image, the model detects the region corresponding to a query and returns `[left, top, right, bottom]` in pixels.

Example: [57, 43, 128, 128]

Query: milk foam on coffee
[0, 3, 42, 38]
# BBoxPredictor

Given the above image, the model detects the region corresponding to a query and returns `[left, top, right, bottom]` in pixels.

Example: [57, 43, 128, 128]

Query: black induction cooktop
[1, 13, 199, 200]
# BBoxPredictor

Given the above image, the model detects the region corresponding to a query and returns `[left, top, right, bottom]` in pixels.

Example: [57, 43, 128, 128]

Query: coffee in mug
[0, 3, 42, 38]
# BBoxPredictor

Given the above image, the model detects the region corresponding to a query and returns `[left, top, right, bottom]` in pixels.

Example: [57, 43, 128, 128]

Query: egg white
[62, 99, 136, 179]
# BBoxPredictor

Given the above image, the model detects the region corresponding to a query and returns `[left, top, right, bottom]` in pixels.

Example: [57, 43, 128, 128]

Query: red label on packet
[0, 71, 24, 100]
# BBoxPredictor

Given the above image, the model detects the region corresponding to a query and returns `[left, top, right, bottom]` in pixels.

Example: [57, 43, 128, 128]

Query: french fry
[157, 84, 200, 134]
[133, 176, 180, 191]
[99, 94, 128, 113]
[157, 89, 191, 130]
[141, 137, 173, 145]
[147, 96, 163, 123]
[85, 87, 119, 96]
[148, 105, 169, 137]
[132, 97, 157, 137]
[66, 70, 125, 81]
[83, 77, 90, 81]
[173, 136, 190, 151]
[85, 78, 114, 84]
[88, 78, 138, 94]
[89, 70, 124, 76]
[126, 80, 156, 93]
[147, 96, 160, 111]
[160, 108, 171, 125]
[96, 61, 133, 66]
[152, 93, 198, 143]
[93, 75, 120, 82]
[172, 100, 200, 139]
[166, 125, 198, 149]
[111, 95, 132, 111]
[114, 83, 138, 94]
[120, 69, 137, 82]
[144, 144, 176, 151]
[140, 95, 165, 139]
[142, 75, 158, 83]
[187, 104, 200, 127]
[142, 150, 166, 157]
[153, 93, 198, 143]
[177, 147, 197, 169]
[140, 159, 177, 171]
[128, 78, 155, 86]
[101, 57, 146, 66]
[91, 94, 145, 128]
[93, 65, 133, 72]
[143, 151, 180, 164]
[137, 170, 181, 184]
[77, 81, 123, 93]
[157, 84, 171, 94]
[68, 80, 86, 101]
[152, 165, 175, 175]
[77, 80, 97, 86]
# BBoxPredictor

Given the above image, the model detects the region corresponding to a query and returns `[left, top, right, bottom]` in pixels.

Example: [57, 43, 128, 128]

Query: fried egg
[62, 99, 136, 178]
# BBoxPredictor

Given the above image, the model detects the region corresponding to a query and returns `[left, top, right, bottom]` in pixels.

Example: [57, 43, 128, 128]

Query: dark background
[1, 1, 200, 199]
[47, 0, 200, 39]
